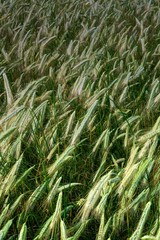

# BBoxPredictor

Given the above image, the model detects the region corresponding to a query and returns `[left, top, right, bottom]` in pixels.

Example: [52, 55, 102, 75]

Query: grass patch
[0, 0, 160, 239]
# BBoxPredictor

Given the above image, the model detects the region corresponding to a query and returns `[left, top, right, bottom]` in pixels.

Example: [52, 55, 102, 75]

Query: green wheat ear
[130, 202, 151, 240]
[18, 223, 27, 240]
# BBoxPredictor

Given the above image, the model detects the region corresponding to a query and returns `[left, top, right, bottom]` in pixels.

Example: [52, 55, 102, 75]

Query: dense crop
[0, 0, 160, 239]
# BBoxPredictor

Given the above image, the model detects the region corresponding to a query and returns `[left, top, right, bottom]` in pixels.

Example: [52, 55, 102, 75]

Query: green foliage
[0, 0, 160, 239]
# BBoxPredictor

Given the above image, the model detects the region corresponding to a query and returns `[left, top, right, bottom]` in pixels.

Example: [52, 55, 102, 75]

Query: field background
[0, 0, 160, 239]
